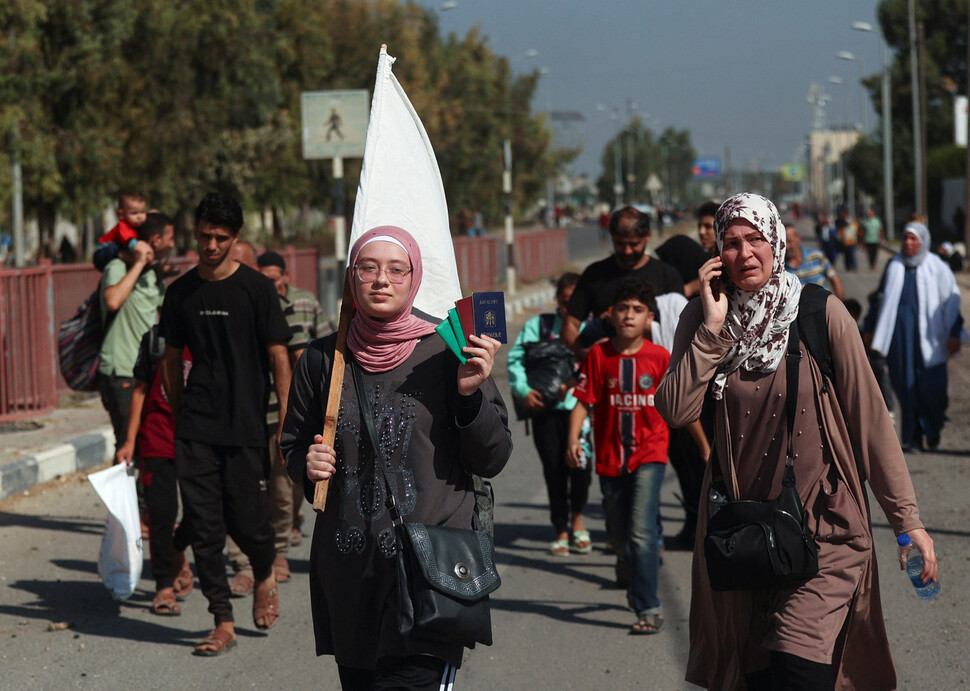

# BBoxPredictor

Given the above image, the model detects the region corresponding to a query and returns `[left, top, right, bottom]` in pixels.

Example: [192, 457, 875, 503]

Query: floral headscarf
[347, 226, 436, 372]
[710, 193, 802, 399]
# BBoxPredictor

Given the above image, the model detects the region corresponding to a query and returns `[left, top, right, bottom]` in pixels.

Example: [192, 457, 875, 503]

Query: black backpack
[511, 313, 575, 421]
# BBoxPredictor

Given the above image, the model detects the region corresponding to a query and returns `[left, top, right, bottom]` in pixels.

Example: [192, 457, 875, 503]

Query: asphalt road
[1, 222, 967, 689]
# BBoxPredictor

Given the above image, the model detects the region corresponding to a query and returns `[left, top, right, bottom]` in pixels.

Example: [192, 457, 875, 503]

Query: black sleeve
[132, 329, 156, 385]
[159, 288, 184, 349]
[566, 269, 594, 321]
[454, 377, 512, 479]
[661, 262, 685, 295]
[256, 273, 292, 345]
[281, 338, 334, 500]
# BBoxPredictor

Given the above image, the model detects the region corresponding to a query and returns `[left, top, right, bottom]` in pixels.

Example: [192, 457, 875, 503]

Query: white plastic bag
[88, 464, 143, 600]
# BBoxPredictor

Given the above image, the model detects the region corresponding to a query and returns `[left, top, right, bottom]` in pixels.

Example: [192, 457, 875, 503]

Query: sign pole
[504, 138, 516, 296]
[333, 157, 346, 261]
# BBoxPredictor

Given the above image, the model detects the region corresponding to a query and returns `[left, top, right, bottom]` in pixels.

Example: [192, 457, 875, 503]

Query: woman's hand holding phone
[699, 255, 728, 333]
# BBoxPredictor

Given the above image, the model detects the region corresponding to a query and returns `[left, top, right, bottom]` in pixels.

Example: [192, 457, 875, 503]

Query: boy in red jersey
[567, 278, 670, 635]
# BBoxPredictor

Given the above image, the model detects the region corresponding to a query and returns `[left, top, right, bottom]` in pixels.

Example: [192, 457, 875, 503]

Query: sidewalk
[0, 282, 557, 502]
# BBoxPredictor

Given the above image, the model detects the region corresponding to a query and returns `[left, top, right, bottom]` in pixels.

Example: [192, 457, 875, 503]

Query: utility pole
[908, 0, 925, 218]
[9, 29, 25, 268]
[918, 19, 929, 217]
[880, 35, 895, 239]
[504, 138, 515, 295]
[964, 0, 970, 255]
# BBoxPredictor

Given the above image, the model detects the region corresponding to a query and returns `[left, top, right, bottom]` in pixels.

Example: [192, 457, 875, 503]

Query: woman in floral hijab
[657, 193, 937, 689]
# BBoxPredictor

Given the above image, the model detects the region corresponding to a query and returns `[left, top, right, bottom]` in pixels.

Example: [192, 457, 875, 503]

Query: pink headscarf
[347, 226, 437, 372]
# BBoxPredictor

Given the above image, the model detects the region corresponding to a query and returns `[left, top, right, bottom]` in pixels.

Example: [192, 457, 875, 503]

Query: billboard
[780, 164, 805, 182]
[692, 158, 721, 178]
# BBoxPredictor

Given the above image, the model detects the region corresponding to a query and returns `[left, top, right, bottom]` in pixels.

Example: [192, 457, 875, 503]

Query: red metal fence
[1, 230, 566, 420]
[0, 264, 58, 420]
[452, 227, 569, 291]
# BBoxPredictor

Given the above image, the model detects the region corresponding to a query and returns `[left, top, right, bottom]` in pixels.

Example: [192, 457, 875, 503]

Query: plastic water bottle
[897, 534, 940, 599]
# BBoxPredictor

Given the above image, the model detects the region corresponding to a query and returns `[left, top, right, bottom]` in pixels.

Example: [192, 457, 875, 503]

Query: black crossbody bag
[351, 361, 501, 646]
[704, 321, 820, 591]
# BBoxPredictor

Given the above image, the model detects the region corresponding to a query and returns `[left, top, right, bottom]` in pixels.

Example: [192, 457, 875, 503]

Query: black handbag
[351, 362, 501, 646]
[703, 321, 820, 592]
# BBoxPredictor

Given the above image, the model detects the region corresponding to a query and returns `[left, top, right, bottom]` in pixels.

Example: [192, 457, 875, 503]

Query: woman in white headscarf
[863, 221, 966, 451]
[657, 193, 937, 690]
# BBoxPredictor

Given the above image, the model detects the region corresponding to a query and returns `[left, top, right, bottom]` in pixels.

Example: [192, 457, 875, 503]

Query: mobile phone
[711, 254, 722, 300]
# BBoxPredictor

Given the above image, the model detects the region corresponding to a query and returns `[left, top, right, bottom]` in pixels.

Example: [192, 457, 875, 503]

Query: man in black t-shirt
[561, 206, 683, 361]
[159, 193, 292, 656]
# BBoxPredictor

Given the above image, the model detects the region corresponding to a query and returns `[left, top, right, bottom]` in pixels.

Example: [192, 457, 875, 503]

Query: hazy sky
[417, 0, 886, 180]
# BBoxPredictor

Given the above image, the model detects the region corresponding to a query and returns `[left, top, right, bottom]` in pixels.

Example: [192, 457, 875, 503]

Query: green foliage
[1, 0, 557, 249]
[597, 118, 695, 207]
[853, 0, 969, 213]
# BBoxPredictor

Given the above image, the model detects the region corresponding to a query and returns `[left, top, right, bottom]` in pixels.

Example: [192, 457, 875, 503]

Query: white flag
[349, 46, 462, 321]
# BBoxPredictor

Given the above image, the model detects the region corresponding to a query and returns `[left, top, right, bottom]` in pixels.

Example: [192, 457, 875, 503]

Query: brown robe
[656, 296, 924, 690]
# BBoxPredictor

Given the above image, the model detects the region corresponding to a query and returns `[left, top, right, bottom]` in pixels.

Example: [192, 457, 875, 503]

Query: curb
[0, 427, 114, 501]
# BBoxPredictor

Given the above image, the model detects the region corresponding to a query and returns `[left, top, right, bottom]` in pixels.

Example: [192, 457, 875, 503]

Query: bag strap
[783, 320, 801, 485]
[351, 359, 403, 526]
[538, 313, 556, 341]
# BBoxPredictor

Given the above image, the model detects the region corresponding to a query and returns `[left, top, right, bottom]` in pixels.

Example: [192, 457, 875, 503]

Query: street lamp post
[853, 20, 895, 239]
[828, 76, 848, 209]
[837, 51, 868, 133]
[908, 0, 926, 217]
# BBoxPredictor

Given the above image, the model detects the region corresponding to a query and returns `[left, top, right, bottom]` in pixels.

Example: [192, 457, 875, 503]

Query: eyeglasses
[354, 263, 413, 284]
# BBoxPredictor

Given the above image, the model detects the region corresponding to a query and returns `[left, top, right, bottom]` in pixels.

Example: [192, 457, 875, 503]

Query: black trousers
[667, 426, 707, 540]
[531, 411, 592, 535]
[140, 456, 191, 590]
[98, 373, 135, 454]
[175, 440, 275, 624]
[338, 656, 457, 691]
[745, 651, 835, 691]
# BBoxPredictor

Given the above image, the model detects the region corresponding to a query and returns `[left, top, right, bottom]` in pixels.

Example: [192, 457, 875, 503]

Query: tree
[2, 0, 560, 257]
[848, 0, 969, 225]
[597, 119, 695, 208]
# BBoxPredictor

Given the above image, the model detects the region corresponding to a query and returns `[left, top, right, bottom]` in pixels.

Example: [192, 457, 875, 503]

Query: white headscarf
[901, 222, 931, 268]
[710, 193, 803, 399]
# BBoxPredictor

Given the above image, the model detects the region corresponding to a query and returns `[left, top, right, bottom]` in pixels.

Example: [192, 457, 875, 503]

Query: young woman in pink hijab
[281, 226, 512, 690]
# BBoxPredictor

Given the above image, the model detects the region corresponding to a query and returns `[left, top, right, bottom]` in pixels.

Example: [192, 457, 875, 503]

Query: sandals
[570, 530, 592, 554]
[273, 557, 291, 583]
[229, 572, 254, 598]
[253, 579, 280, 630]
[629, 613, 664, 635]
[193, 628, 237, 657]
[548, 538, 570, 557]
[173, 551, 194, 600]
[151, 591, 181, 616]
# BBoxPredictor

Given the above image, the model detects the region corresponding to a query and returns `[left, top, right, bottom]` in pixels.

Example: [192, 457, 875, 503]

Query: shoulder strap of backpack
[538, 313, 556, 341]
[797, 283, 834, 392]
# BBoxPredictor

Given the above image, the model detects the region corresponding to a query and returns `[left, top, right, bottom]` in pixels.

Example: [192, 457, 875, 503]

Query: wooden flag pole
[312, 270, 354, 513]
